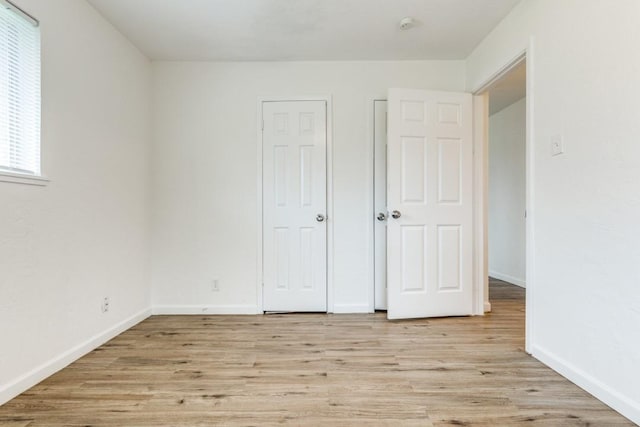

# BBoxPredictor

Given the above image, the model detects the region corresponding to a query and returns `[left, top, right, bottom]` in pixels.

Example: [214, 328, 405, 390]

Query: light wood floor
[0, 280, 633, 426]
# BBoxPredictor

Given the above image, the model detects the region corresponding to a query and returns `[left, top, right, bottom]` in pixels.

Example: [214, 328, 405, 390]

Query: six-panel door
[262, 101, 327, 312]
[386, 89, 473, 320]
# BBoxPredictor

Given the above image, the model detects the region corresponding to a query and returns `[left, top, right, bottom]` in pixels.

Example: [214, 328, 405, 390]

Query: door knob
[316, 214, 326, 222]
[391, 210, 401, 219]
[376, 212, 387, 221]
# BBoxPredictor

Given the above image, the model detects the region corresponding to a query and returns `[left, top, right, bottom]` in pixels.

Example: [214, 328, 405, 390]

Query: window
[0, 1, 41, 179]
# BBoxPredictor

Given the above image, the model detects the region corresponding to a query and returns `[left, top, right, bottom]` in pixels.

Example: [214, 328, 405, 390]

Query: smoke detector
[399, 17, 415, 30]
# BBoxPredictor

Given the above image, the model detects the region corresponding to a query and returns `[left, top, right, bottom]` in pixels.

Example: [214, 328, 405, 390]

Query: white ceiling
[488, 60, 526, 115]
[87, 0, 521, 61]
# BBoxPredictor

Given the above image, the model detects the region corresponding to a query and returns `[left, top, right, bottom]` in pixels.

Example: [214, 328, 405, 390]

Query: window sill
[0, 170, 49, 186]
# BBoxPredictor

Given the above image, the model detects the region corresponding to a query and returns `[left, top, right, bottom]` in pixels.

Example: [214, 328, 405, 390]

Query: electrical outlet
[211, 279, 220, 292]
[101, 297, 110, 313]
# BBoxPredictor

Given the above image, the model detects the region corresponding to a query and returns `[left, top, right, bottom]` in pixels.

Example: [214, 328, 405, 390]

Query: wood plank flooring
[0, 279, 633, 426]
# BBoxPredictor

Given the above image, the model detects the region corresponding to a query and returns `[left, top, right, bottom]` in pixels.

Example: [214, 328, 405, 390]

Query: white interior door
[387, 89, 473, 320]
[374, 100, 388, 310]
[262, 100, 327, 312]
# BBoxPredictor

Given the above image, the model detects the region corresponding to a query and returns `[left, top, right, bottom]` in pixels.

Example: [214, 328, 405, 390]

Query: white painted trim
[484, 301, 492, 312]
[256, 96, 334, 313]
[332, 303, 372, 314]
[0, 307, 151, 406]
[532, 345, 640, 425]
[489, 270, 526, 288]
[326, 98, 334, 313]
[152, 305, 259, 315]
[472, 51, 527, 95]
[472, 39, 535, 352]
[524, 38, 536, 356]
[256, 101, 264, 313]
[472, 94, 489, 315]
[0, 170, 49, 186]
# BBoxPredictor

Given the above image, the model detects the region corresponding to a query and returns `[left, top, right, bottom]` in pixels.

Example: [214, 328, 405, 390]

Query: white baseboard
[532, 344, 640, 425]
[0, 307, 151, 406]
[152, 304, 373, 315]
[489, 270, 526, 288]
[152, 304, 259, 315]
[332, 303, 372, 314]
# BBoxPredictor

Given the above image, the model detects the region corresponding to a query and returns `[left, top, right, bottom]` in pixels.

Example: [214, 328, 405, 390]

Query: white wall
[488, 97, 526, 287]
[151, 60, 465, 313]
[467, 1, 640, 423]
[0, 0, 151, 404]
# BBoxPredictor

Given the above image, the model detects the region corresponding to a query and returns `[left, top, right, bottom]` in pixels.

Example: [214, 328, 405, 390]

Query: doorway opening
[474, 51, 533, 352]
[486, 60, 527, 297]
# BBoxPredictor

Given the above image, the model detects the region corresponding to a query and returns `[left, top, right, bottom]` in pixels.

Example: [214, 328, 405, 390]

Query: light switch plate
[551, 134, 564, 156]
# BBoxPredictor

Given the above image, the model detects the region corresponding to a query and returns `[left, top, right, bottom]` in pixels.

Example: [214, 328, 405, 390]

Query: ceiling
[87, 0, 521, 61]
[488, 60, 526, 115]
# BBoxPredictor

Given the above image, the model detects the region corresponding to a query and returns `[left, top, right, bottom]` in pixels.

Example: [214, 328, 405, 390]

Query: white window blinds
[0, 2, 40, 176]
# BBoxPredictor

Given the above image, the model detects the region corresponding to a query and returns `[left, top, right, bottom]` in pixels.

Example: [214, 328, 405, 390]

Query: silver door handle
[391, 210, 401, 219]
[376, 212, 387, 221]
[316, 214, 326, 222]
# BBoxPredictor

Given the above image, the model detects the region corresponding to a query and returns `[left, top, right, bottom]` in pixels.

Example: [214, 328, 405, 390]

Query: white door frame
[256, 96, 334, 313]
[472, 39, 535, 353]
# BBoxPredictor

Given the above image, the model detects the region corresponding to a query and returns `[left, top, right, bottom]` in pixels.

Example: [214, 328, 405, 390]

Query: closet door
[262, 101, 327, 312]
[386, 89, 473, 320]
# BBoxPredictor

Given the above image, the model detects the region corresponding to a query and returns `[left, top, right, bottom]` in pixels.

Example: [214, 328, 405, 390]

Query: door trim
[472, 38, 535, 353]
[256, 96, 334, 313]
